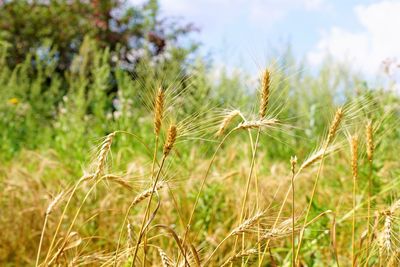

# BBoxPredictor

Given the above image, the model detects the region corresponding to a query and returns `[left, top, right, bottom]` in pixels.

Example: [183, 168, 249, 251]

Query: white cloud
[131, 0, 328, 29]
[308, 1, 400, 75]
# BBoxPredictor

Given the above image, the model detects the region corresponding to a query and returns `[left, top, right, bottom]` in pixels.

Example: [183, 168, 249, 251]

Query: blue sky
[131, 0, 400, 77]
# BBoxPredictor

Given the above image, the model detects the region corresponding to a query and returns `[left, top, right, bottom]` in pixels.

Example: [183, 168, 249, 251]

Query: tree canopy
[0, 0, 198, 71]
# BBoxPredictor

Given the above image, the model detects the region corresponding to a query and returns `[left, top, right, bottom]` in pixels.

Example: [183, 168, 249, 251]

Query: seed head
[259, 69, 271, 118]
[366, 120, 374, 162]
[326, 107, 344, 145]
[154, 87, 165, 136]
[351, 135, 358, 179]
[163, 125, 177, 156]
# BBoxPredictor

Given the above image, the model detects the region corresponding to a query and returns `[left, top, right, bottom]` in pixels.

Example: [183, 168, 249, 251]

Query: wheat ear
[94, 132, 115, 179]
[351, 135, 358, 267]
[132, 182, 165, 206]
[259, 69, 270, 118]
[366, 120, 374, 162]
[230, 212, 264, 236]
[158, 248, 174, 267]
[154, 87, 165, 136]
[382, 211, 393, 254]
[221, 249, 258, 267]
[216, 110, 242, 136]
[236, 118, 279, 130]
[163, 124, 177, 156]
[326, 107, 344, 146]
[380, 200, 400, 255]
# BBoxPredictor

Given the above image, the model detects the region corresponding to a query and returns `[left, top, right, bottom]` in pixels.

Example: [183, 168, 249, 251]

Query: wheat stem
[143, 135, 160, 267]
[351, 135, 358, 267]
[232, 129, 261, 266]
[181, 128, 237, 259]
[291, 156, 297, 267]
[295, 107, 343, 264]
[366, 120, 374, 256]
[132, 125, 177, 266]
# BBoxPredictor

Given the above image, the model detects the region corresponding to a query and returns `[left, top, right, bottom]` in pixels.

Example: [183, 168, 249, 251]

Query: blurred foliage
[0, 0, 399, 174]
[1, 33, 399, 172]
[0, 0, 198, 71]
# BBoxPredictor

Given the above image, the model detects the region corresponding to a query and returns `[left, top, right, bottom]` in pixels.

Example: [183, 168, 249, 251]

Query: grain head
[163, 124, 177, 156]
[154, 86, 165, 136]
[259, 69, 271, 118]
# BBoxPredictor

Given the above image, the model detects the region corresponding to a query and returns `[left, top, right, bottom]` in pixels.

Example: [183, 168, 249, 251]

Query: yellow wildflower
[8, 98, 19, 105]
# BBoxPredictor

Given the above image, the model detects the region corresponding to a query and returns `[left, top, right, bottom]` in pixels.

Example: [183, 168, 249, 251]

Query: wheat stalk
[36, 191, 64, 267]
[290, 156, 297, 267]
[366, 120, 374, 256]
[295, 107, 344, 264]
[350, 134, 358, 267]
[132, 124, 177, 265]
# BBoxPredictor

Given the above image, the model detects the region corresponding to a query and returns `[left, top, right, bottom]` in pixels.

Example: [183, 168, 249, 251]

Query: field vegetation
[1, 1, 400, 266]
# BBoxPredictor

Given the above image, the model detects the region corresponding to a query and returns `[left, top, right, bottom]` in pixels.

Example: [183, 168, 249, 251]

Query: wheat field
[2, 61, 400, 267]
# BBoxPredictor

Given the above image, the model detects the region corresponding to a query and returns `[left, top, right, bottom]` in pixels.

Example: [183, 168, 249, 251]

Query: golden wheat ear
[216, 109, 243, 137]
[350, 134, 358, 266]
[46, 191, 64, 215]
[350, 134, 359, 179]
[298, 142, 341, 173]
[154, 86, 165, 136]
[366, 120, 374, 162]
[93, 132, 116, 179]
[131, 181, 165, 207]
[163, 124, 177, 156]
[381, 211, 393, 254]
[259, 68, 271, 118]
[230, 211, 264, 237]
[236, 118, 279, 130]
[326, 107, 344, 146]
[158, 247, 175, 267]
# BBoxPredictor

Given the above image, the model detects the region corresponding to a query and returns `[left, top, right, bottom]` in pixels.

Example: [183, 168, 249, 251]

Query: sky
[131, 0, 400, 78]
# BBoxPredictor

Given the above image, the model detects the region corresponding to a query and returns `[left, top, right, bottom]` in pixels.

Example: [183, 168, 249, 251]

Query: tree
[0, 0, 198, 71]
